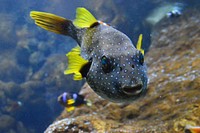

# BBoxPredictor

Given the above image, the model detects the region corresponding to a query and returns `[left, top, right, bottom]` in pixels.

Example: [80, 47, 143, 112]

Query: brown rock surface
[45, 10, 200, 133]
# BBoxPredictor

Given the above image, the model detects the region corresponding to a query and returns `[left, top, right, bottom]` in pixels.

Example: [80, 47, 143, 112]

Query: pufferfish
[30, 7, 148, 103]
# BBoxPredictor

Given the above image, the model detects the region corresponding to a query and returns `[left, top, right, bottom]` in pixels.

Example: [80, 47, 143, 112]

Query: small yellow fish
[57, 92, 91, 112]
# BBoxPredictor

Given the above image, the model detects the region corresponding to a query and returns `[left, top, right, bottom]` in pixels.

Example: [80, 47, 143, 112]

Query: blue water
[0, 0, 199, 133]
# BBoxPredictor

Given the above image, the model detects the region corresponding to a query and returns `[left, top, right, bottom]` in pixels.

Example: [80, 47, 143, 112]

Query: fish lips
[121, 84, 143, 96]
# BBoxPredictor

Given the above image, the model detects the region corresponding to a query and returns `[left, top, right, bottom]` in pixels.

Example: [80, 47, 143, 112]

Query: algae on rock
[45, 9, 200, 133]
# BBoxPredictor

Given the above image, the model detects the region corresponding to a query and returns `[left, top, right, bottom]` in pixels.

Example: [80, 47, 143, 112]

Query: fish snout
[122, 84, 143, 95]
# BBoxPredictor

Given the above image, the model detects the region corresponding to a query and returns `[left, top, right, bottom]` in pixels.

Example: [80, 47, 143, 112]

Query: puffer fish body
[82, 25, 147, 102]
[30, 8, 148, 103]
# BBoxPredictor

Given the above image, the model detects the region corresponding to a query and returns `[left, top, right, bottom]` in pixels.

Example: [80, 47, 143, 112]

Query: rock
[15, 46, 30, 67]
[0, 115, 15, 131]
[0, 81, 21, 98]
[31, 54, 83, 92]
[0, 56, 27, 83]
[29, 51, 46, 72]
[45, 10, 200, 133]
[0, 13, 17, 51]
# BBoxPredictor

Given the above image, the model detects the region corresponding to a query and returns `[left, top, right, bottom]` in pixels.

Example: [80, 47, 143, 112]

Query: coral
[45, 10, 200, 133]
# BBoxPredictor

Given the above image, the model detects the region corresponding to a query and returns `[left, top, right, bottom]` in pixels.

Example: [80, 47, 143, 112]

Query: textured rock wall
[45, 10, 200, 133]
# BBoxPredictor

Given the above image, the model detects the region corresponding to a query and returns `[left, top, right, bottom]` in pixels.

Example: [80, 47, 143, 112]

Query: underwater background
[0, 0, 200, 133]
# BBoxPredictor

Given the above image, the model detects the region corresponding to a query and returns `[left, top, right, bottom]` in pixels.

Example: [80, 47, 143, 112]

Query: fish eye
[101, 56, 113, 73]
[139, 52, 144, 65]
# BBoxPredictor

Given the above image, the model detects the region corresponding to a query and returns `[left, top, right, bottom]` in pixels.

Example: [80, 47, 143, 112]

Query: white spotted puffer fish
[30, 7, 148, 103]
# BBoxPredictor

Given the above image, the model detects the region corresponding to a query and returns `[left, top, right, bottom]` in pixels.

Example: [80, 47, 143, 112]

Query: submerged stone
[45, 9, 200, 133]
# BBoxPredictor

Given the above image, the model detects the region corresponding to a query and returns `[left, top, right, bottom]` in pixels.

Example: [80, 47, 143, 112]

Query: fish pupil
[101, 56, 113, 73]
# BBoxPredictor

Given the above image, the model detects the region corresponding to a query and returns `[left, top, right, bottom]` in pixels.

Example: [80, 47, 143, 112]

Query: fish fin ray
[136, 34, 144, 55]
[30, 11, 77, 37]
[73, 7, 97, 28]
[64, 46, 90, 80]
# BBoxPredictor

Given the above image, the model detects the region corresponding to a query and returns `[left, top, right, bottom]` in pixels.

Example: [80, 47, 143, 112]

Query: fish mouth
[122, 84, 143, 95]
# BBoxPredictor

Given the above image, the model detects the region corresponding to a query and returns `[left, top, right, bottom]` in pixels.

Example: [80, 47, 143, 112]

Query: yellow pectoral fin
[64, 46, 89, 80]
[66, 106, 75, 112]
[73, 7, 97, 28]
[136, 34, 144, 55]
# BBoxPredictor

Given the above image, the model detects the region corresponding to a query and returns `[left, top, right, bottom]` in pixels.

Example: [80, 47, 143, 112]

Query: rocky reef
[45, 10, 200, 133]
[0, 9, 83, 133]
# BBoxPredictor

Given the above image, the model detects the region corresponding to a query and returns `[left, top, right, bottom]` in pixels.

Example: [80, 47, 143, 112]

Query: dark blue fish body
[57, 92, 90, 112]
[30, 8, 148, 103]
[58, 92, 85, 106]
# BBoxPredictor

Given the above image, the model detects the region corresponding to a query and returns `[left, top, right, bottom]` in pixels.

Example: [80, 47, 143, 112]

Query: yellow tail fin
[136, 34, 144, 55]
[64, 46, 89, 80]
[30, 11, 72, 35]
[66, 106, 75, 112]
[73, 7, 97, 28]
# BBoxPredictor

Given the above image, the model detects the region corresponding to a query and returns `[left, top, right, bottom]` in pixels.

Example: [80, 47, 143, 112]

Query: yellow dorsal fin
[136, 34, 144, 55]
[64, 46, 89, 80]
[30, 11, 70, 35]
[66, 106, 75, 112]
[73, 7, 97, 28]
